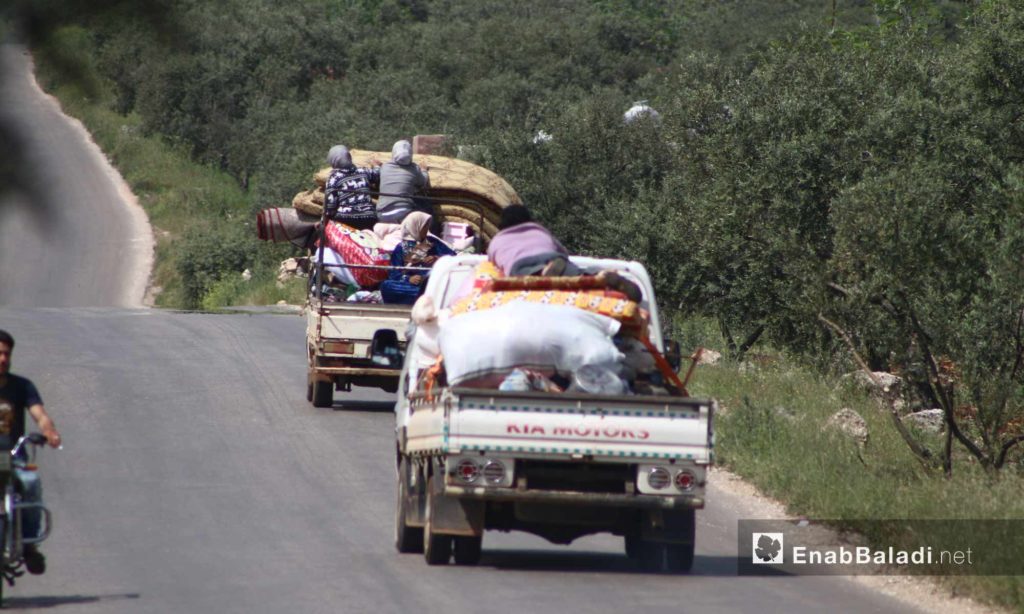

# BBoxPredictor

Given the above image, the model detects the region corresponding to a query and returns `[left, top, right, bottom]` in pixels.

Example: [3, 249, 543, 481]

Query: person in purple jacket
[486, 205, 580, 277]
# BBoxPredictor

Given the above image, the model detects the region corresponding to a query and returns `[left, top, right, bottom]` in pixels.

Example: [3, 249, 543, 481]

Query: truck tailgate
[443, 388, 713, 463]
[310, 303, 412, 341]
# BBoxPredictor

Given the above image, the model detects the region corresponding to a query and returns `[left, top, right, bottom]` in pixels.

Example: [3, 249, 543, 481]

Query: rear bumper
[312, 366, 400, 377]
[444, 485, 704, 510]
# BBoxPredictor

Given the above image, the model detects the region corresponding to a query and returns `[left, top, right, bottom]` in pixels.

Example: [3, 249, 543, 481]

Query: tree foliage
[13, 0, 1022, 469]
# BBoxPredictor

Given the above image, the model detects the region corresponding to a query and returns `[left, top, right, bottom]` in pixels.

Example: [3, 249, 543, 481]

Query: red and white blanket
[322, 222, 391, 288]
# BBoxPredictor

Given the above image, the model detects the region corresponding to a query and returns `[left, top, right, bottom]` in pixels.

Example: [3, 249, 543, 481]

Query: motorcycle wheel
[0, 513, 6, 606]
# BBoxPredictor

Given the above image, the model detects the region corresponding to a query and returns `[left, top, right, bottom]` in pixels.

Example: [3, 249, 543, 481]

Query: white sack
[439, 302, 623, 385]
[315, 246, 359, 288]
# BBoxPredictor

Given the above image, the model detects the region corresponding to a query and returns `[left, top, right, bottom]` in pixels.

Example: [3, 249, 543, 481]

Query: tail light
[647, 467, 671, 490]
[456, 459, 480, 484]
[482, 460, 506, 484]
[674, 469, 696, 491]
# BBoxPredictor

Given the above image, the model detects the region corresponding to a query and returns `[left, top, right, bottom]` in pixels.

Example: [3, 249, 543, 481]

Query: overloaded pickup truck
[305, 151, 518, 407]
[393, 254, 715, 571]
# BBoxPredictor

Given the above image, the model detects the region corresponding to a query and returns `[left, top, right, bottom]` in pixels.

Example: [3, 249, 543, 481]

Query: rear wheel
[0, 513, 6, 606]
[624, 534, 641, 560]
[666, 509, 696, 573]
[666, 542, 695, 572]
[311, 379, 333, 408]
[395, 457, 423, 554]
[423, 477, 451, 565]
[306, 346, 315, 403]
[453, 535, 482, 566]
[631, 508, 696, 573]
[637, 540, 668, 572]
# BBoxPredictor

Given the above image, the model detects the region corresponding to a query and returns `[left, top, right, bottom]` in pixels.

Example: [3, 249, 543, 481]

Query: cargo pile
[256, 149, 520, 303]
[410, 260, 688, 398]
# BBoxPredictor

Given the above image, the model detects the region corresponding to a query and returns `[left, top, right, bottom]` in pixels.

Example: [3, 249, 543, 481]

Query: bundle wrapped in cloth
[321, 222, 392, 288]
[438, 302, 624, 386]
[426, 260, 688, 395]
[292, 189, 324, 217]
[447, 261, 648, 334]
[256, 207, 319, 248]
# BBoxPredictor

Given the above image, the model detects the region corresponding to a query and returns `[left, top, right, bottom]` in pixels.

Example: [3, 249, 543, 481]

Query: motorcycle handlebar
[11, 433, 48, 459]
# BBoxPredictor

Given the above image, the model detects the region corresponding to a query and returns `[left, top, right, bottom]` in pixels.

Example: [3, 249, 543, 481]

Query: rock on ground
[827, 408, 869, 446]
[904, 409, 944, 433]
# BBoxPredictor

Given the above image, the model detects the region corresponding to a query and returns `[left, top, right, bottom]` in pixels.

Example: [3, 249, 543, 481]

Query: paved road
[0, 38, 923, 614]
[0, 43, 151, 308]
[0, 308, 919, 614]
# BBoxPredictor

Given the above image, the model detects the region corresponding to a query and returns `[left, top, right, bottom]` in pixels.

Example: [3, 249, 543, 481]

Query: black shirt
[0, 374, 41, 450]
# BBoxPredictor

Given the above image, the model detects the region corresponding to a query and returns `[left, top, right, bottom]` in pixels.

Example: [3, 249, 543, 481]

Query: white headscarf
[401, 211, 432, 242]
[391, 140, 413, 166]
[327, 145, 352, 168]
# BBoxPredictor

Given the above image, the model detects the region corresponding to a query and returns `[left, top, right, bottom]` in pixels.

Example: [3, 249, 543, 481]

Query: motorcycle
[0, 433, 53, 606]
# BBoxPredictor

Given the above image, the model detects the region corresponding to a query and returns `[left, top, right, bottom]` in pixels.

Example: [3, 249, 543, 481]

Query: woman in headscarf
[324, 145, 380, 230]
[376, 139, 431, 224]
[380, 212, 455, 304]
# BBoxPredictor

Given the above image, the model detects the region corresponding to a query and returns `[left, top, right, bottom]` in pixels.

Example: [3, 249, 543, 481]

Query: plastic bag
[568, 364, 626, 395]
[439, 302, 623, 385]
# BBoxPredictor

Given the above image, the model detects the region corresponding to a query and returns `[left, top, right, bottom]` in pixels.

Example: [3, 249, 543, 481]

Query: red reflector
[674, 470, 696, 491]
[456, 459, 480, 484]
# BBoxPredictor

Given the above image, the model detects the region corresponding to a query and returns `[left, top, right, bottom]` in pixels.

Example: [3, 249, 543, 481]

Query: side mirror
[664, 339, 682, 372]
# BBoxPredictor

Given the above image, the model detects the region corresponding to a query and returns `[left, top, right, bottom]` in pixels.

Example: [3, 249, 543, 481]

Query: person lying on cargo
[487, 204, 580, 276]
[380, 212, 455, 304]
[376, 140, 431, 224]
[324, 145, 380, 230]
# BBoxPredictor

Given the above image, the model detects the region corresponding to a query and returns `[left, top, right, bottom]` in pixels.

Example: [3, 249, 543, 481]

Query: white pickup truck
[306, 302, 411, 405]
[305, 151, 518, 407]
[394, 255, 715, 571]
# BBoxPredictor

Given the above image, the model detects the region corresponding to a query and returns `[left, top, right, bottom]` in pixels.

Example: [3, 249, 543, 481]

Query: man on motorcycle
[0, 330, 61, 575]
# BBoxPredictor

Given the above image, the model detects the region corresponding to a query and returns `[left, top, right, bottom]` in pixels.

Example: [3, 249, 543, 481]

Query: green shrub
[174, 223, 259, 309]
